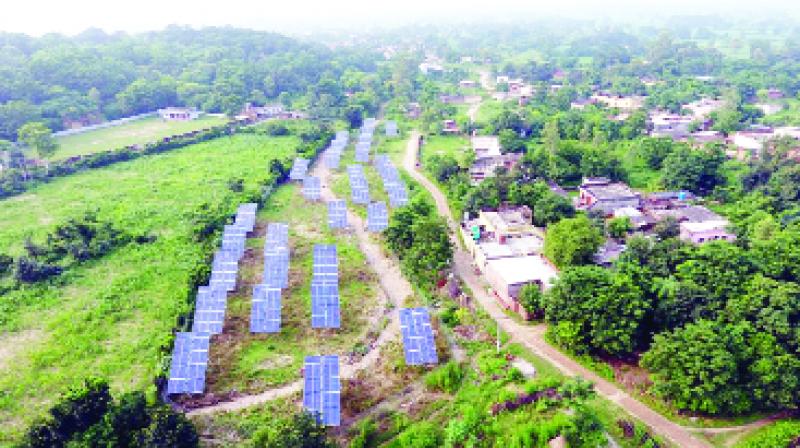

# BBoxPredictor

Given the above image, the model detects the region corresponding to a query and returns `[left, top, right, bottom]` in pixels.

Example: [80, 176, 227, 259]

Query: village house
[590, 94, 646, 111]
[419, 62, 444, 75]
[613, 206, 650, 229]
[238, 103, 285, 121]
[442, 119, 460, 134]
[460, 206, 557, 319]
[683, 97, 725, 120]
[158, 107, 200, 121]
[570, 98, 596, 110]
[643, 191, 695, 210]
[406, 102, 421, 119]
[468, 135, 520, 183]
[459, 79, 477, 89]
[496, 75, 510, 85]
[594, 240, 626, 267]
[688, 130, 724, 144]
[767, 88, 785, 100]
[680, 221, 736, 244]
[649, 112, 696, 139]
[577, 177, 642, 215]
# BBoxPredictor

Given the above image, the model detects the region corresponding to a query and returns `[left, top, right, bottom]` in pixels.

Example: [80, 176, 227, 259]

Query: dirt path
[403, 131, 711, 448]
[189, 145, 414, 416]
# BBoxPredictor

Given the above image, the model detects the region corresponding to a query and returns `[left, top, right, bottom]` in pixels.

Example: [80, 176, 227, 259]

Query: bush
[424, 361, 465, 394]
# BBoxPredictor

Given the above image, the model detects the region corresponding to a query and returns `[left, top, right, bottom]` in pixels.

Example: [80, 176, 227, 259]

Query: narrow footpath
[402, 130, 711, 448]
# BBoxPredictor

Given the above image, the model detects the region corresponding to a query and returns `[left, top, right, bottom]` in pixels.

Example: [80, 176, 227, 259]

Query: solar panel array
[348, 164, 370, 204]
[399, 307, 439, 365]
[327, 200, 348, 229]
[385, 120, 398, 137]
[289, 158, 310, 181]
[252, 222, 290, 333]
[303, 176, 321, 201]
[367, 201, 389, 232]
[375, 156, 409, 208]
[355, 121, 374, 163]
[311, 244, 340, 328]
[168, 202, 257, 394]
[325, 131, 349, 169]
[303, 355, 341, 426]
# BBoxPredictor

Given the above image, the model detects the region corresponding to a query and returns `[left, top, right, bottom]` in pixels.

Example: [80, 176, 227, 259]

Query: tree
[402, 216, 453, 287]
[251, 412, 335, 448]
[661, 145, 725, 195]
[518, 283, 545, 318]
[641, 320, 753, 415]
[637, 137, 675, 170]
[544, 215, 604, 269]
[18, 122, 58, 173]
[545, 266, 648, 355]
[25, 377, 112, 447]
[653, 216, 680, 240]
[606, 216, 632, 239]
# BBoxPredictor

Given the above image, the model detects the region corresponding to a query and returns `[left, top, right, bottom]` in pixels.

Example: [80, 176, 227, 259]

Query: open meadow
[0, 132, 299, 442]
[52, 115, 229, 161]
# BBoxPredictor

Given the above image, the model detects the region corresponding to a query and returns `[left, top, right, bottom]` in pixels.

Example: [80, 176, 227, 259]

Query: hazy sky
[2, 0, 799, 36]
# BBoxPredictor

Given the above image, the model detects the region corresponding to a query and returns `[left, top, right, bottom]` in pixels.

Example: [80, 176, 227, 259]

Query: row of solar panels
[348, 164, 370, 204]
[356, 121, 374, 163]
[251, 222, 290, 333]
[304, 306, 437, 427]
[374, 155, 409, 208]
[168, 203, 258, 394]
[325, 132, 349, 169]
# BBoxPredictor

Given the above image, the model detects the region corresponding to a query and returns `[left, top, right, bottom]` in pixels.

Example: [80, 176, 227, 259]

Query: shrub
[424, 361, 465, 394]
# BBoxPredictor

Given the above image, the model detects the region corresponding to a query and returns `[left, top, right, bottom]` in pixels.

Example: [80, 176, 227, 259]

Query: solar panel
[195, 287, 227, 312]
[251, 285, 282, 333]
[327, 200, 348, 229]
[167, 332, 211, 394]
[303, 355, 341, 426]
[209, 271, 237, 291]
[325, 151, 341, 169]
[385, 121, 398, 137]
[237, 203, 258, 215]
[289, 158, 310, 181]
[303, 176, 322, 201]
[311, 280, 341, 328]
[399, 308, 438, 365]
[192, 310, 225, 334]
[351, 187, 370, 204]
[389, 184, 409, 208]
[367, 201, 389, 232]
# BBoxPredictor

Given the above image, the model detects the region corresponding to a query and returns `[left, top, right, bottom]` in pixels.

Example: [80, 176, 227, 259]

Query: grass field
[0, 133, 299, 442]
[205, 183, 383, 393]
[52, 115, 229, 161]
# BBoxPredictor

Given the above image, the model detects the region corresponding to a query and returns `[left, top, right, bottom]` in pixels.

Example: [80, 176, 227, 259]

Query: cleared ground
[52, 115, 229, 161]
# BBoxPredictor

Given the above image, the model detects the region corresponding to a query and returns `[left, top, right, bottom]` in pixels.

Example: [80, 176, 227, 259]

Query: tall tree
[18, 121, 58, 173]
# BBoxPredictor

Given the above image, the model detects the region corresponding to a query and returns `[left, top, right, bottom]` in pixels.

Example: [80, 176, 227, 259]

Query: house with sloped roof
[577, 177, 641, 216]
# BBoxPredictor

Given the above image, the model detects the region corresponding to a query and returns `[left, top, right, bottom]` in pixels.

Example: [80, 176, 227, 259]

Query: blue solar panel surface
[303, 355, 341, 426]
[367, 201, 389, 232]
[399, 308, 438, 365]
[250, 285, 282, 333]
[327, 200, 348, 229]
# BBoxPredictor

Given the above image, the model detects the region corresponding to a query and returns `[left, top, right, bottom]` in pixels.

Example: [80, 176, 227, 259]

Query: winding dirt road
[402, 131, 711, 448]
[189, 145, 413, 416]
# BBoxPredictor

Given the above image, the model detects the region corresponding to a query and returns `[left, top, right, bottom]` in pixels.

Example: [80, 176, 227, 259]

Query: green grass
[53, 115, 229, 161]
[0, 133, 299, 443]
[206, 184, 383, 393]
[474, 100, 504, 126]
[732, 419, 800, 448]
[420, 135, 470, 166]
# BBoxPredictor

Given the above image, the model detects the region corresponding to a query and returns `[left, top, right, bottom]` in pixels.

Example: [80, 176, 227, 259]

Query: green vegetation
[544, 216, 604, 269]
[24, 377, 197, 448]
[52, 115, 228, 160]
[734, 419, 800, 448]
[0, 132, 301, 442]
